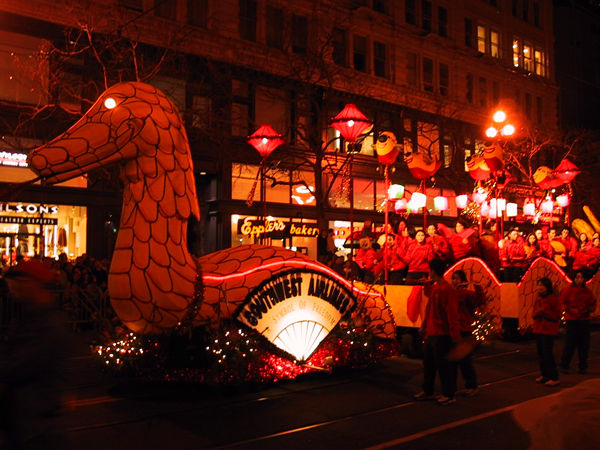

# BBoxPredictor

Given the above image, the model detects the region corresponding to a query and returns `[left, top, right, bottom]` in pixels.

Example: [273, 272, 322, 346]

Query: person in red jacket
[559, 271, 598, 374]
[524, 233, 542, 266]
[532, 277, 561, 386]
[499, 228, 527, 282]
[534, 227, 554, 260]
[353, 236, 377, 283]
[373, 234, 407, 284]
[560, 228, 579, 273]
[426, 224, 451, 264]
[405, 229, 434, 284]
[587, 235, 600, 275]
[451, 269, 484, 396]
[414, 259, 460, 406]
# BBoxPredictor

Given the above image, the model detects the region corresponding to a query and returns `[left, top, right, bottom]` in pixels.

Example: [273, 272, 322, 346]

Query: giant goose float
[27, 82, 396, 366]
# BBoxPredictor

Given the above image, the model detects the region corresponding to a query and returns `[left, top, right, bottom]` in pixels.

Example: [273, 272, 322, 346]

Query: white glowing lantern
[489, 206, 497, 219]
[388, 184, 405, 199]
[456, 194, 469, 209]
[434, 196, 449, 211]
[395, 198, 408, 212]
[410, 192, 427, 209]
[541, 198, 555, 214]
[480, 201, 490, 217]
[556, 194, 570, 208]
[523, 200, 536, 217]
[506, 202, 518, 217]
[472, 189, 488, 204]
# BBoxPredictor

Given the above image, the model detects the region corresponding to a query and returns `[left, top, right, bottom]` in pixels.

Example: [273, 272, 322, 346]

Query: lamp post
[246, 125, 285, 241]
[484, 109, 516, 241]
[329, 104, 372, 274]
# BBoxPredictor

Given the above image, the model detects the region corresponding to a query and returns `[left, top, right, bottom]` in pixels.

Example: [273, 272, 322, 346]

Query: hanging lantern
[489, 206, 497, 219]
[556, 194, 570, 208]
[541, 197, 554, 214]
[466, 154, 491, 181]
[434, 196, 449, 211]
[456, 194, 469, 209]
[409, 192, 427, 209]
[506, 202, 518, 217]
[480, 201, 490, 217]
[490, 198, 507, 212]
[472, 189, 488, 204]
[329, 104, 372, 142]
[388, 184, 405, 199]
[553, 158, 580, 184]
[394, 198, 408, 212]
[247, 125, 285, 158]
[523, 199, 536, 217]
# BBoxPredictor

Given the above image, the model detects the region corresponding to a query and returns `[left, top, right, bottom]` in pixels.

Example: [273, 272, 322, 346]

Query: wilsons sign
[234, 269, 356, 361]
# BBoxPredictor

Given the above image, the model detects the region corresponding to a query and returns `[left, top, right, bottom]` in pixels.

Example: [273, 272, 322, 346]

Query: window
[405, 0, 416, 25]
[512, 0, 518, 17]
[490, 30, 500, 58]
[332, 28, 347, 66]
[266, 6, 284, 49]
[231, 80, 250, 136]
[191, 95, 212, 131]
[466, 73, 473, 103]
[522, 0, 529, 22]
[465, 19, 474, 48]
[373, 0, 387, 14]
[353, 35, 367, 72]
[239, 0, 257, 41]
[533, 2, 540, 27]
[512, 38, 521, 67]
[187, 0, 208, 27]
[155, 0, 177, 20]
[439, 63, 449, 96]
[442, 135, 453, 168]
[423, 57, 434, 92]
[479, 77, 487, 107]
[492, 81, 500, 104]
[438, 7, 447, 37]
[422, 1, 432, 32]
[407, 52, 418, 86]
[523, 44, 533, 71]
[534, 49, 546, 76]
[477, 25, 486, 53]
[373, 41, 387, 78]
[536, 96, 543, 124]
[292, 15, 308, 54]
[255, 86, 288, 136]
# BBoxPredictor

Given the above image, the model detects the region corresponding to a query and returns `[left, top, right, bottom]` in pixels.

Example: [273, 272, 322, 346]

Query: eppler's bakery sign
[235, 269, 356, 361]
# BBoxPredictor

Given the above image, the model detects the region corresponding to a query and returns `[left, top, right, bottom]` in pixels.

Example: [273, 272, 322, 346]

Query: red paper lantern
[247, 125, 285, 158]
[553, 158, 580, 184]
[329, 104, 372, 142]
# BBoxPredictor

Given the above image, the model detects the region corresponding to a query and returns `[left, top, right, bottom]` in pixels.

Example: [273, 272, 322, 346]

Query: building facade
[0, 0, 559, 261]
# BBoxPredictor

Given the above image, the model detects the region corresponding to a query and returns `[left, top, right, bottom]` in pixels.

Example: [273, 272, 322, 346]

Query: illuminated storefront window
[0, 203, 87, 262]
[231, 214, 318, 258]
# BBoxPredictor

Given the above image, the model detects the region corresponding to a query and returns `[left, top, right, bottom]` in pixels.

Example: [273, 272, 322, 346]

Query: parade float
[27, 82, 600, 383]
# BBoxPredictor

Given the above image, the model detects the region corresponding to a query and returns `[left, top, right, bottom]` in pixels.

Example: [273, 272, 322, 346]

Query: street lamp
[329, 104, 372, 273]
[246, 125, 285, 238]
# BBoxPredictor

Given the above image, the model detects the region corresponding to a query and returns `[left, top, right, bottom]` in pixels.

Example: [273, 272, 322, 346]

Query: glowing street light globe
[493, 110, 507, 123]
[501, 124, 516, 136]
[485, 126, 498, 138]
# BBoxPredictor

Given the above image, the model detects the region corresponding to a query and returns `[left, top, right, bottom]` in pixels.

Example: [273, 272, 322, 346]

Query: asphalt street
[55, 330, 600, 449]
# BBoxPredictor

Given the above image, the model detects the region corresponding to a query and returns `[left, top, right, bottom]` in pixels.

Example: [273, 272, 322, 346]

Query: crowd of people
[318, 219, 600, 284]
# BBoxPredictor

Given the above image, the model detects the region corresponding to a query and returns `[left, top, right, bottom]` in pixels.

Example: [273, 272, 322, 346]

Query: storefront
[0, 147, 91, 262]
[0, 202, 87, 262]
[231, 214, 318, 258]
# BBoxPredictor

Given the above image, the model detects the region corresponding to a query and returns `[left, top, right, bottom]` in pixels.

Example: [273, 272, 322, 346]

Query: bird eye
[104, 97, 117, 109]
[378, 135, 389, 143]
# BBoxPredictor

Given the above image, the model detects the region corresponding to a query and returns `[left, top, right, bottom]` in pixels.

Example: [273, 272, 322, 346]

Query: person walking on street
[532, 277, 561, 386]
[414, 259, 460, 406]
[559, 271, 597, 374]
[451, 269, 484, 396]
